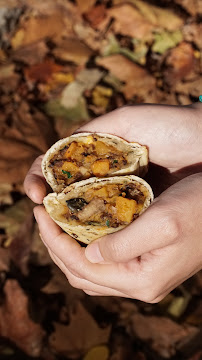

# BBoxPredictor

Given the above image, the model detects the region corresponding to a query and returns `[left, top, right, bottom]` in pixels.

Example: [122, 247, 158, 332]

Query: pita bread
[43, 175, 153, 244]
[42, 132, 148, 192]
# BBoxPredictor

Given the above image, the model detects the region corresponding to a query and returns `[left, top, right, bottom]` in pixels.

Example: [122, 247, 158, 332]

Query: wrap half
[42, 133, 148, 192]
[43, 175, 153, 244]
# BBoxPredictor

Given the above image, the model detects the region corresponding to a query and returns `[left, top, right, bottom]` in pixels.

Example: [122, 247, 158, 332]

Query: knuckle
[160, 213, 180, 243]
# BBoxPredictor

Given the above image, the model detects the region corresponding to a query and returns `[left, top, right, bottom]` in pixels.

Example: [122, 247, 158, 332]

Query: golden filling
[63, 183, 147, 228]
[49, 135, 128, 186]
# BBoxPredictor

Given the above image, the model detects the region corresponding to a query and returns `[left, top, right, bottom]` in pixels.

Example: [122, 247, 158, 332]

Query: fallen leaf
[165, 42, 196, 84]
[0, 64, 20, 92]
[61, 68, 104, 108]
[83, 345, 109, 360]
[114, 0, 184, 31]
[175, 0, 202, 16]
[84, 5, 107, 29]
[74, 22, 104, 51]
[96, 54, 155, 99]
[25, 59, 63, 83]
[183, 23, 202, 50]
[0, 198, 34, 274]
[174, 78, 202, 97]
[10, 1, 80, 49]
[130, 313, 199, 358]
[0, 279, 45, 357]
[108, 4, 153, 40]
[76, 0, 97, 14]
[152, 30, 183, 54]
[53, 37, 93, 66]
[12, 40, 48, 65]
[92, 85, 113, 110]
[46, 96, 89, 124]
[0, 184, 13, 206]
[49, 301, 111, 358]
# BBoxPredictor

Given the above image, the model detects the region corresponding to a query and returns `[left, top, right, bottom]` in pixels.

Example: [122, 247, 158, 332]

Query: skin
[24, 103, 202, 302]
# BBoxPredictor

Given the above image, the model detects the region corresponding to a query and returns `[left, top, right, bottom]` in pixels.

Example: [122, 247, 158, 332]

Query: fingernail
[85, 242, 104, 263]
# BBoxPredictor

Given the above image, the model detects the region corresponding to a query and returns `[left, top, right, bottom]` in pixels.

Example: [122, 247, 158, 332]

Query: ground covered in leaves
[0, 0, 202, 359]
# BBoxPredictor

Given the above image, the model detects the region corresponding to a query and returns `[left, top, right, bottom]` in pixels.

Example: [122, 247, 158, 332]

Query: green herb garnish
[62, 170, 72, 178]
[113, 159, 118, 164]
[106, 220, 110, 227]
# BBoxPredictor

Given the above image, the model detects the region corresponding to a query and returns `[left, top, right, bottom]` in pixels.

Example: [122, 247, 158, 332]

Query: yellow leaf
[83, 345, 109, 360]
[92, 86, 113, 109]
[11, 29, 25, 49]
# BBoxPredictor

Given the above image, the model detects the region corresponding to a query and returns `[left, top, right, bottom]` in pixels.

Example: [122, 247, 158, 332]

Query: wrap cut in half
[42, 132, 148, 192]
[43, 175, 154, 244]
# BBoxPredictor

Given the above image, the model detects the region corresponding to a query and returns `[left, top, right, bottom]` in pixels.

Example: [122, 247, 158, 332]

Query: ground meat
[77, 199, 105, 222]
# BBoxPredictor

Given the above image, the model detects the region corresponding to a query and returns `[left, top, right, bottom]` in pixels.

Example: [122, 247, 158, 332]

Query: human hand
[24, 104, 202, 301]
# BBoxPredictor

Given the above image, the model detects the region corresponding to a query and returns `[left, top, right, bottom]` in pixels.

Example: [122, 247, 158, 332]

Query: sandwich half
[43, 175, 153, 244]
[42, 133, 148, 192]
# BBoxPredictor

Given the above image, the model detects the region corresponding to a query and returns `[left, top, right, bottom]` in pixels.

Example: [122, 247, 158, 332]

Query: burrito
[43, 175, 153, 244]
[42, 133, 148, 192]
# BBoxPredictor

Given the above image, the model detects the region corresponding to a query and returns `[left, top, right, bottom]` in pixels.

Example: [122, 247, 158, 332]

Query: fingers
[33, 206, 140, 291]
[85, 198, 179, 264]
[77, 104, 200, 170]
[24, 155, 50, 204]
[86, 173, 202, 265]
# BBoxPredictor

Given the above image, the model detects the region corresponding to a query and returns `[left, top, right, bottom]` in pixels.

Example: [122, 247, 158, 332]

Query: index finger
[23, 155, 50, 204]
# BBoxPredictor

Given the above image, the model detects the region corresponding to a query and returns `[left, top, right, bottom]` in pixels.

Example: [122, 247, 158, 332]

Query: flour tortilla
[42, 132, 148, 192]
[43, 175, 153, 244]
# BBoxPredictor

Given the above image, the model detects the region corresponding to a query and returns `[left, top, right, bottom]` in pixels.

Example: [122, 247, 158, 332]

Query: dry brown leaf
[25, 59, 63, 83]
[76, 0, 97, 14]
[11, 2, 79, 49]
[114, 0, 183, 31]
[97, 54, 155, 99]
[0, 248, 10, 272]
[165, 42, 196, 85]
[42, 265, 84, 306]
[0, 138, 41, 184]
[12, 41, 49, 65]
[0, 64, 20, 93]
[130, 313, 199, 358]
[0, 197, 34, 274]
[84, 5, 107, 29]
[175, 78, 202, 97]
[74, 22, 104, 51]
[175, 0, 202, 16]
[108, 4, 153, 40]
[183, 23, 202, 50]
[0, 280, 45, 357]
[53, 38, 93, 66]
[49, 301, 111, 358]
[31, 223, 53, 266]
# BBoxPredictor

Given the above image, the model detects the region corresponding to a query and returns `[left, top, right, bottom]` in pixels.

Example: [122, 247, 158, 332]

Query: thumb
[85, 198, 178, 263]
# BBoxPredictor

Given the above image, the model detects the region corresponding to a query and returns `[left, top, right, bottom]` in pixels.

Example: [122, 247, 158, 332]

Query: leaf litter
[0, 0, 201, 359]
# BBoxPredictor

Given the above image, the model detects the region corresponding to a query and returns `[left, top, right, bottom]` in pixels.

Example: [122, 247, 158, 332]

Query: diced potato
[62, 162, 79, 173]
[94, 187, 109, 198]
[85, 186, 108, 202]
[64, 142, 78, 158]
[91, 159, 110, 176]
[95, 141, 111, 156]
[84, 155, 97, 164]
[106, 184, 120, 197]
[71, 144, 85, 162]
[116, 196, 138, 223]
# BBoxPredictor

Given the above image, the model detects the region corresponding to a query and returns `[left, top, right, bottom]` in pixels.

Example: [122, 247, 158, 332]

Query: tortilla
[43, 175, 153, 244]
[42, 132, 148, 192]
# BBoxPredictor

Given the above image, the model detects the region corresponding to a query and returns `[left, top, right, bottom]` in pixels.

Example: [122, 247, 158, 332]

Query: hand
[24, 104, 202, 301]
